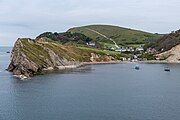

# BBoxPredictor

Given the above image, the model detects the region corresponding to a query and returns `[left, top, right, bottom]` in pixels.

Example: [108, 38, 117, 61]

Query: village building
[86, 42, 96, 46]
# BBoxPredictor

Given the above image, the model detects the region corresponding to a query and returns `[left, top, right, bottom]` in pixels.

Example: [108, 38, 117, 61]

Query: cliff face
[150, 30, 180, 52]
[8, 38, 119, 77]
[148, 29, 180, 63]
[157, 44, 180, 63]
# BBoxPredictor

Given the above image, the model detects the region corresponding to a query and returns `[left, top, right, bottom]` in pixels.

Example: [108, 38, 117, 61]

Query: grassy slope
[148, 30, 180, 52]
[20, 39, 54, 67]
[68, 25, 161, 46]
[19, 39, 122, 65]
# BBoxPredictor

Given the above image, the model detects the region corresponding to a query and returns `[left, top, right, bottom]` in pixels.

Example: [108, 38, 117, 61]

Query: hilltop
[68, 25, 161, 47]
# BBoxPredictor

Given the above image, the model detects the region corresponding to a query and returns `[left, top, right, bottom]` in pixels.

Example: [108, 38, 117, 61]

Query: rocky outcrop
[8, 39, 38, 77]
[156, 44, 180, 63]
[8, 38, 117, 77]
[90, 53, 114, 62]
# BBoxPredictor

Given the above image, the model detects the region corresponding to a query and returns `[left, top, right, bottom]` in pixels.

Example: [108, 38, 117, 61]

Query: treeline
[36, 32, 93, 45]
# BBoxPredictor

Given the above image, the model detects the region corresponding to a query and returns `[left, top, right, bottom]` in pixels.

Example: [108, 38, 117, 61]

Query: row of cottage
[111, 47, 144, 52]
[86, 42, 158, 53]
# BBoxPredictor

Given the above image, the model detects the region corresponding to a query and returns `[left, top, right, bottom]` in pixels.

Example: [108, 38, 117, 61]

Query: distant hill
[149, 30, 180, 51]
[68, 25, 161, 46]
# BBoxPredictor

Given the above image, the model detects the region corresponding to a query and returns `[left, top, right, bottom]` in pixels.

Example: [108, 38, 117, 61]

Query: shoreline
[44, 60, 180, 71]
[14, 60, 180, 79]
[137, 60, 180, 64]
[82, 60, 180, 65]
[82, 61, 123, 65]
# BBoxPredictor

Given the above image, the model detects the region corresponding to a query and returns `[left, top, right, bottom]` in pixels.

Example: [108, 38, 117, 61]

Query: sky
[0, 0, 180, 46]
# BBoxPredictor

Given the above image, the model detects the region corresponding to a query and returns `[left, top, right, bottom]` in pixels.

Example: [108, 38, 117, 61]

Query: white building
[136, 47, 144, 51]
[87, 42, 96, 46]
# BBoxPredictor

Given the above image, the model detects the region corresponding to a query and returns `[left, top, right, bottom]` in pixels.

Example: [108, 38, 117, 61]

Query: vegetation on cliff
[143, 29, 180, 62]
[146, 30, 180, 52]
[8, 38, 121, 77]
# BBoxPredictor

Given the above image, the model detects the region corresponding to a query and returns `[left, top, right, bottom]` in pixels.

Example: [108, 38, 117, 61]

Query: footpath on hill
[85, 28, 119, 48]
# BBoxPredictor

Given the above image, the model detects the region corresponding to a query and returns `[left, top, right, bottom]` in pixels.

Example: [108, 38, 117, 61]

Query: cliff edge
[7, 38, 119, 77]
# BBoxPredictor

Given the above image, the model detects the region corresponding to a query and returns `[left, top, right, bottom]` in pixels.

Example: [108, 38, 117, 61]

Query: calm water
[1, 47, 180, 120]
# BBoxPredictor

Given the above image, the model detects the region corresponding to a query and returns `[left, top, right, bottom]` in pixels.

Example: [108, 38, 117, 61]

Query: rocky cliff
[8, 38, 119, 77]
[150, 29, 180, 52]
[157, 44, 180, 63]
[148, 29, 180, 62]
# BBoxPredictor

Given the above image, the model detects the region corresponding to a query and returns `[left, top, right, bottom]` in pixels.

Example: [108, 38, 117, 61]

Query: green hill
[148, 29, 180, 52]
[68, 25, 161, 47]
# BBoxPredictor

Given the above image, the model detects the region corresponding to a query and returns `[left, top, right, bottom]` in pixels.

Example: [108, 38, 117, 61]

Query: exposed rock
[8, 38, 118, 77]
[156, 44, 180, 63]
[149, 29, 180, 52]
[13, 69, 21, 75]
[90, 53, 114, 62]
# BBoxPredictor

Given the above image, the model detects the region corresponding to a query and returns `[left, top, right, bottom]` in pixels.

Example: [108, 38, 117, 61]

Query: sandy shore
[83, 60, 180, 65]
[137, 60, 180, 64]
[82, 61, 123, 65]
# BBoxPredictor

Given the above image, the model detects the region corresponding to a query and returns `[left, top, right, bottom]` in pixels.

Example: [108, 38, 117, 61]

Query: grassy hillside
[147, 30, 180, 52]
[68, 25, 161, 46]
[19, 38, 122, 63]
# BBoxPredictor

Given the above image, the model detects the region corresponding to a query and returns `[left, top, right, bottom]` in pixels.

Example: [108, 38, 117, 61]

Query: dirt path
[85, 28, 119, 48]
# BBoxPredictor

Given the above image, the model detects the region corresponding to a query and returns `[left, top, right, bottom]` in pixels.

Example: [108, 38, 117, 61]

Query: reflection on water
[41, 65, 95, 76]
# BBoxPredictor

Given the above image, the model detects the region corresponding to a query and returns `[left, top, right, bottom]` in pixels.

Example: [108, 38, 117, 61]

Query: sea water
[1, 47, 180, 120]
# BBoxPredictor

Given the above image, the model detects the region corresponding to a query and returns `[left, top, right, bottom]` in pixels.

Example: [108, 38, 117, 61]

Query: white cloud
[0, 0, 180, 46]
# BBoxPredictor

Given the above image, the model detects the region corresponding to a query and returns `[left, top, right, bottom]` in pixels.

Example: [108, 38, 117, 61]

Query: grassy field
[127, 44, 145, 47]
[68, 25, 162, 46]
[78, 46, 131, 58]
[78, 46, 121, 55]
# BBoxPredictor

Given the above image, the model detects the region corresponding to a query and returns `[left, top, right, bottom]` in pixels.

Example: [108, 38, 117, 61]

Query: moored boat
[164, 67, 170, 72]
[135, 65, 140, 70]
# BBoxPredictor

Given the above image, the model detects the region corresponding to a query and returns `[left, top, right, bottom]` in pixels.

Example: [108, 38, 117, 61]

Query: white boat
[13, 75, 28, 80]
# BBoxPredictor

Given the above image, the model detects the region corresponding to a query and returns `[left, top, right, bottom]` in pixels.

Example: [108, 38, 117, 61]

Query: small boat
[135, 65, 140, 70]
[6, 51, 10, 53]
[164, 67, 170, 72]
[13, 75, 28, 80]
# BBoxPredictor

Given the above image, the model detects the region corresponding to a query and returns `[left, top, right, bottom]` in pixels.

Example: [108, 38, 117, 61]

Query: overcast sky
[1, 0, 180, 46]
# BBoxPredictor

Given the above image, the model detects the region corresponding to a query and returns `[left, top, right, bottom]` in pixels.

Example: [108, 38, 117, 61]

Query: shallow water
[1, 47, 180, 120]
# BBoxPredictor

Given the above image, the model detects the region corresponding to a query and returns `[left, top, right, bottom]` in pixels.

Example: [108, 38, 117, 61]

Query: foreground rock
[8, 38, 119, 77]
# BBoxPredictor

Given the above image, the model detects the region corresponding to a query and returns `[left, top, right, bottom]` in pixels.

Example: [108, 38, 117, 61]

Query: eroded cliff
[157, 44, 180, 63]
[8, 38, 120, 77]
